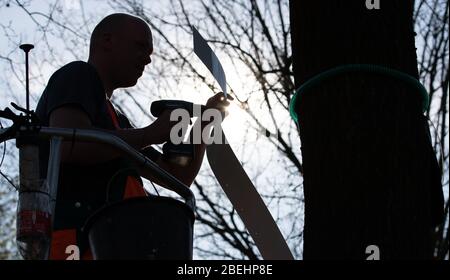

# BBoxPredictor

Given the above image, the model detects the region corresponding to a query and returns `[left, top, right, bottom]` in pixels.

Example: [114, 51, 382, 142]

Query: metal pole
[19, 44, 34, 113]
[46, 137, 62, 229]
[38, 127, 195, 210]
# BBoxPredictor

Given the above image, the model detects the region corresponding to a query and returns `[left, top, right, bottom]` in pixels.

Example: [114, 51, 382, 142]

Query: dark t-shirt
[36, 61, 160, 230]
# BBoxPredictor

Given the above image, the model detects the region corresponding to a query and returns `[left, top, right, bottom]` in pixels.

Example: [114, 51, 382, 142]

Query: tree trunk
[290, 0, 443, 259]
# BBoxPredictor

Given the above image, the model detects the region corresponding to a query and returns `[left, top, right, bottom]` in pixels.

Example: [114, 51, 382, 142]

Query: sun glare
[221, 101, 251, 145]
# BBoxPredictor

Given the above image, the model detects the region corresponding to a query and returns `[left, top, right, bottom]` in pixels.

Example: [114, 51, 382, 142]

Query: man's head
[89, 13, 153, 91]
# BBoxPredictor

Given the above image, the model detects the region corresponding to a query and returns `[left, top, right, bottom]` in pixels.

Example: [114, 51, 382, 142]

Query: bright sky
[0, 1, 270, 142]
[0, 1, 303, 259]
[0, 1, 447, 260]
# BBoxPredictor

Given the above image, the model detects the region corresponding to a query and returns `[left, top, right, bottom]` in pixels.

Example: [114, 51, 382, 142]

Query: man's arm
[139, 93, 231, 187]
[49, 105, 173, 164]
[138, 127, 207, 187]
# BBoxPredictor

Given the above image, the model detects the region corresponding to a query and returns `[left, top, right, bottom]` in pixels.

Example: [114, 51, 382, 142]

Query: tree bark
[290, 0, 443, 259]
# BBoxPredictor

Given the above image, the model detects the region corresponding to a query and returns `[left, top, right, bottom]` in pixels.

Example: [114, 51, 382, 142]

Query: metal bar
[38, 127, 195, 210]
[46, 137, 62, 228]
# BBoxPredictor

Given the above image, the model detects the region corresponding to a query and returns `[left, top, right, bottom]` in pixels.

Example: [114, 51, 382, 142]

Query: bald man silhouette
[35, 13, 229, 259]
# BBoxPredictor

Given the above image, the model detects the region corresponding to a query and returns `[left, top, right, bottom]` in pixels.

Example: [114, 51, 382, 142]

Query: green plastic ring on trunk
[289, 64, 429, 124]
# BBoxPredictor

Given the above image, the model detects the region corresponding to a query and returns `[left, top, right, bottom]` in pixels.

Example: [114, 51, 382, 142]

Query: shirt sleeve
[117, 110, 134, 129]
[44, 62, 104, 123]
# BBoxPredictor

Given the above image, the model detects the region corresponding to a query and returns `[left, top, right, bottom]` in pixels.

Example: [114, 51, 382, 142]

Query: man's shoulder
[45, 60, 103, 92]
[53, 61, 95, 77]
[37, 60, 105, 123]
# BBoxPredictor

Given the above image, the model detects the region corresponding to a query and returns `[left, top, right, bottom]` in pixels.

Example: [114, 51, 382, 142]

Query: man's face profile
[97, 16, 153, 89]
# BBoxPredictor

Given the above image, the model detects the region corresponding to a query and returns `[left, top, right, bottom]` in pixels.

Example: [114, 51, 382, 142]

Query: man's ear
[101, 32, 113, 51]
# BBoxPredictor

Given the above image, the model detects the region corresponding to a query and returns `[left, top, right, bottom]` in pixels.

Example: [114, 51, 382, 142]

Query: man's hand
[205, 92, 233, 120]
[144, 110, 177, 145]
[142, 93, 233, 149]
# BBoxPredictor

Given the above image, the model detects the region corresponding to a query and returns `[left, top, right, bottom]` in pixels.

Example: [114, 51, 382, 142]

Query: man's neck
[87, 57, 114, 99]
